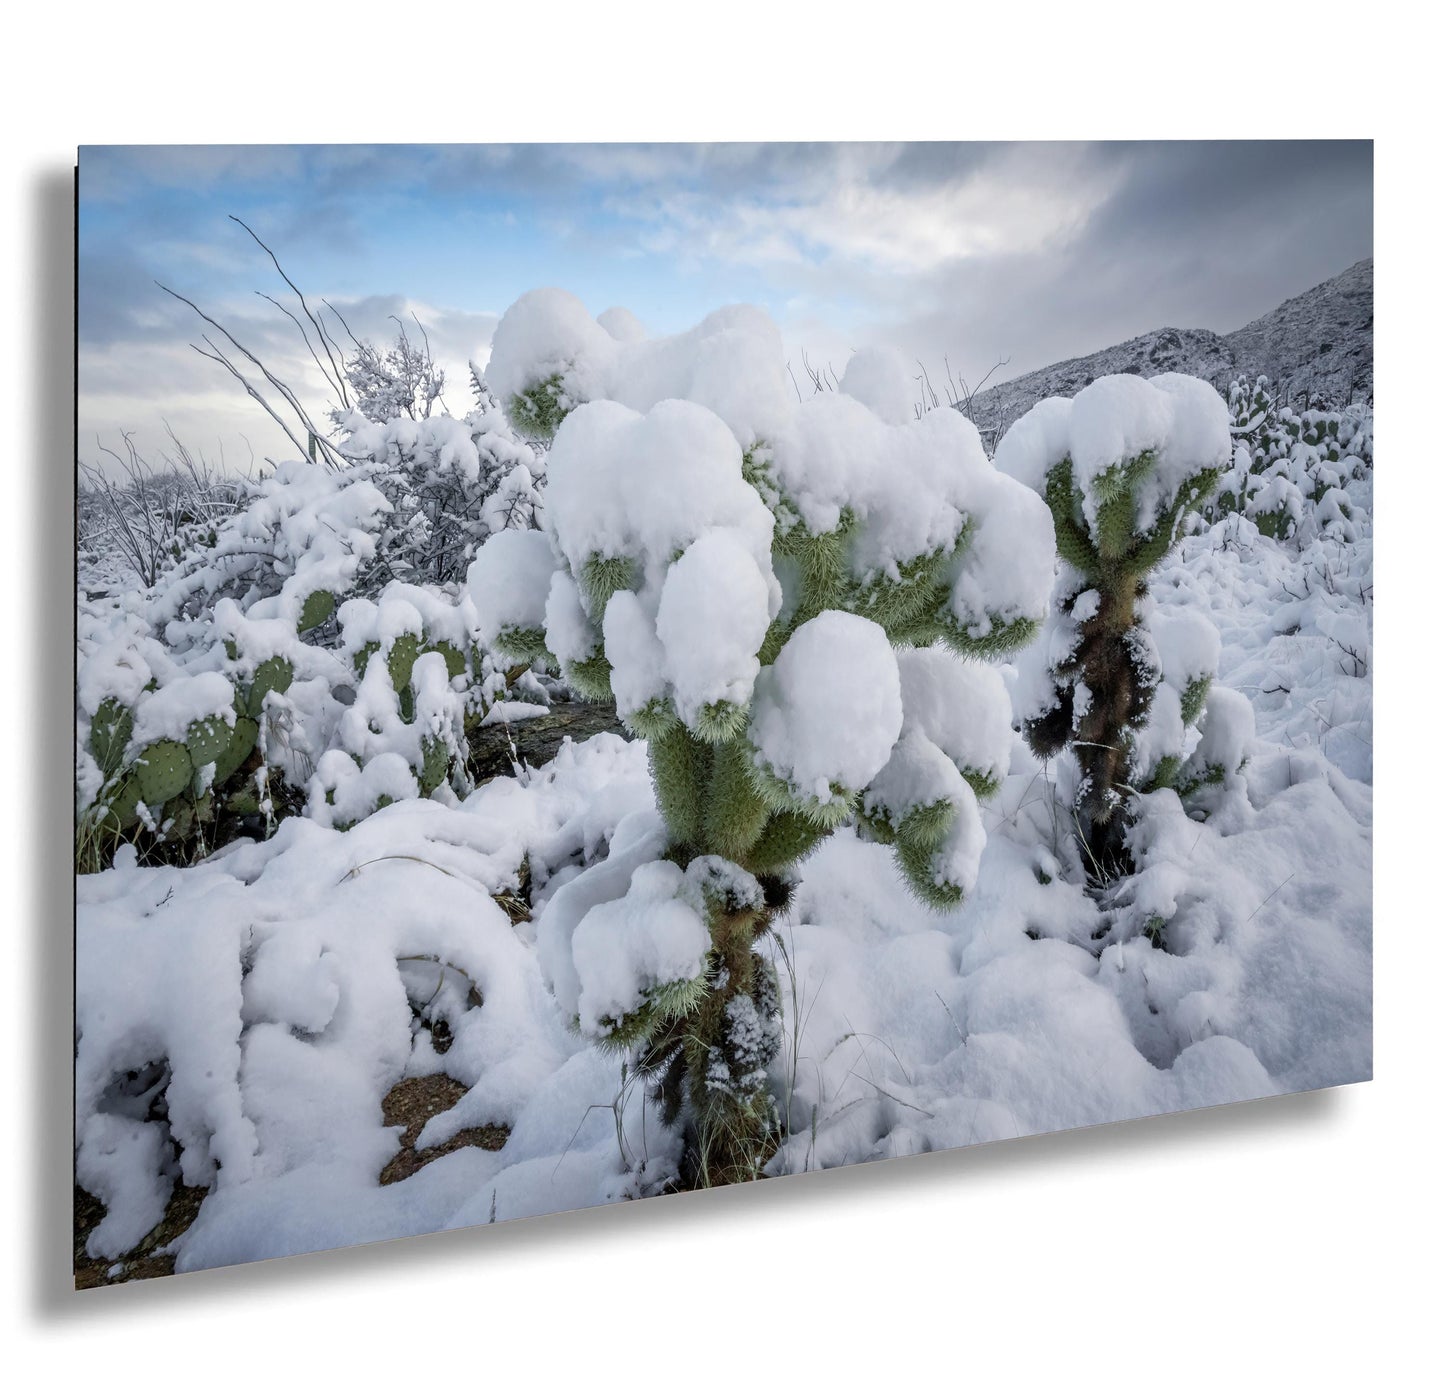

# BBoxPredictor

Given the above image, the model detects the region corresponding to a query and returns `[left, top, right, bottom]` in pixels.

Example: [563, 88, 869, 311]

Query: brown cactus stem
[1070, 571, 1152, 877]
[677, 900, 783, 1188]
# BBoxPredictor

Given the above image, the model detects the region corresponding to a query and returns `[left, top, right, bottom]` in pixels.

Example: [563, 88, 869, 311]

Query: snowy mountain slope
[962, 259, 1373, 447]
[1225, 258, 1373, 404]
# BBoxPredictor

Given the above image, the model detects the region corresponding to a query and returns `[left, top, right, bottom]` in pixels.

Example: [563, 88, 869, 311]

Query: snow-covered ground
[74, 476, 1371, 1273]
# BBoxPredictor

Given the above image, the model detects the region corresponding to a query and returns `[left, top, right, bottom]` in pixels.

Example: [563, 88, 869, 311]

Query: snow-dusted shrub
[998, 374, 1236, 876]
[334, 376, 545, 586]
[481, 294, 1054, 1184]
[77, 441, 544, 869]
[78, 433, 253, 590]
[147, 385, 542, 643]
[1210, 377, 1372, 544]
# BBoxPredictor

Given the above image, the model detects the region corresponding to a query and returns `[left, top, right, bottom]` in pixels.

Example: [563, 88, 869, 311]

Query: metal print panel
[74, 141, 1373, 1285]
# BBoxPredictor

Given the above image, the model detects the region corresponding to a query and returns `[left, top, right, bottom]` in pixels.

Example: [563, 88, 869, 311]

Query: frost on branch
[492, 291, 1055, 1183]
[998, 373, 1239, 875]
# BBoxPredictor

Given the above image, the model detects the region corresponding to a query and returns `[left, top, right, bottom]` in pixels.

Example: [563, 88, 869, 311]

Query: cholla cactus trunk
[637, 721, 853, 1183]
[1040, 576, 1154, 874]
[637, 879, 785, 1187]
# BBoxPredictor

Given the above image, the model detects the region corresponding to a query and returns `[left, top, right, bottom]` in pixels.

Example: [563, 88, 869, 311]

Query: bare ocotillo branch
[228, 213, 351, 410]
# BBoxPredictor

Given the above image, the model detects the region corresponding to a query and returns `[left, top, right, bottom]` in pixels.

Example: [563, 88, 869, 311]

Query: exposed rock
[468, 702, 628, 783]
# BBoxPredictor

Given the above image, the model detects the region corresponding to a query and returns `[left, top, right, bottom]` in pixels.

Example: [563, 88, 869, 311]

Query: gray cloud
[78, 141, 1372, 469]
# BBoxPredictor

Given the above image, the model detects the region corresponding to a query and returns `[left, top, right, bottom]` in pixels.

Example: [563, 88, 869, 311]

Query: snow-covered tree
[998, 374, 1240, 876]
[472, 290, 1055, 1184]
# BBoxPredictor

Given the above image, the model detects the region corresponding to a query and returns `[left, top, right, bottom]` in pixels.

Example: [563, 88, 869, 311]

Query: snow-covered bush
[334, 375, 545, 586]
[476, 292, 1054, 1184]
[999, 374, 1242, 876]
[77, 424, 547, 870]
[1210, 377, 1372, 544]
[79, 435, 253, 591]
[333, 315, 446, 425]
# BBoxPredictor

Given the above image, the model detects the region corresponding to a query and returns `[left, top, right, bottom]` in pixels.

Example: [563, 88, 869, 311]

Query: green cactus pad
[352, 640, 380, 679]
[212, 717, 259, 785]
[425, 640, 467, 679]
[226, 785, 262, 816]
[100, 772, 145, 833]
[186, 714, 233, 770]
[246, 657, 295, 718]
[136, 739, 194, 806]
[297, 589, 337, 631]
[386, 633, 422, 694]
[89, 697, 133, 778]
[417, 735, 450, 795]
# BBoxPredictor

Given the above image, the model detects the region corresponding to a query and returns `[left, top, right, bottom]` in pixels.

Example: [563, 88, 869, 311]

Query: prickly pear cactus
[89, 698, 133, 778]
[245, 657, 295, 719]
[185, 715, 233, 770]
[297, 589, 336, 632]
[136, 740, 194, 806]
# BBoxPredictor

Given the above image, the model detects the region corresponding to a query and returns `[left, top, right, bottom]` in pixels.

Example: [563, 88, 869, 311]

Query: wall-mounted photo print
[74, 141, 1373, 1286]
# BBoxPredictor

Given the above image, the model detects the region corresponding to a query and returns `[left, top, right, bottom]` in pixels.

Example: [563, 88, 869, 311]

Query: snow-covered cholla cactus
[472, 290, 1054, 1183]
[1212, 377, 1372, 543]
[998, 374, 1238, 875]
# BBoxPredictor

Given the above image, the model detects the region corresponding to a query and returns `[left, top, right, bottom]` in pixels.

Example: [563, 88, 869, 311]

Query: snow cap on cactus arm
[857, 646, 1007, 905]
[484, 288, 617, 432]
[569, 860, 713, 1041]
[943, 465, 1056, 653]
[990, 396, 1074, 495]
[466, 528, 558, 660]
[839, 345, 915, 426]
[894, 647, 1013, 796]
[544, 399, 776, 592]
[487, 290, 791, 446]
[761, 393, 1054, 649]
[654, 528, 774, 733]
[535, 808, 670, 1027]
[604, 304, 792, 446]
[995, 372, 1230, 538]
[747, 610, 903, 810]
[597, 305, 647, 342]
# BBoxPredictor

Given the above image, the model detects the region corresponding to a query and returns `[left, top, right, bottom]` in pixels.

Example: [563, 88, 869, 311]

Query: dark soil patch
[379, 1074, 509, 1186]
[74, 1181, 209, 1290]
[73, 1076, 509, 1282]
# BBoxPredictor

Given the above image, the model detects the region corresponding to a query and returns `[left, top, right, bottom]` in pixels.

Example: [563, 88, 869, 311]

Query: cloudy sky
[78, 141, 1372, 470]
